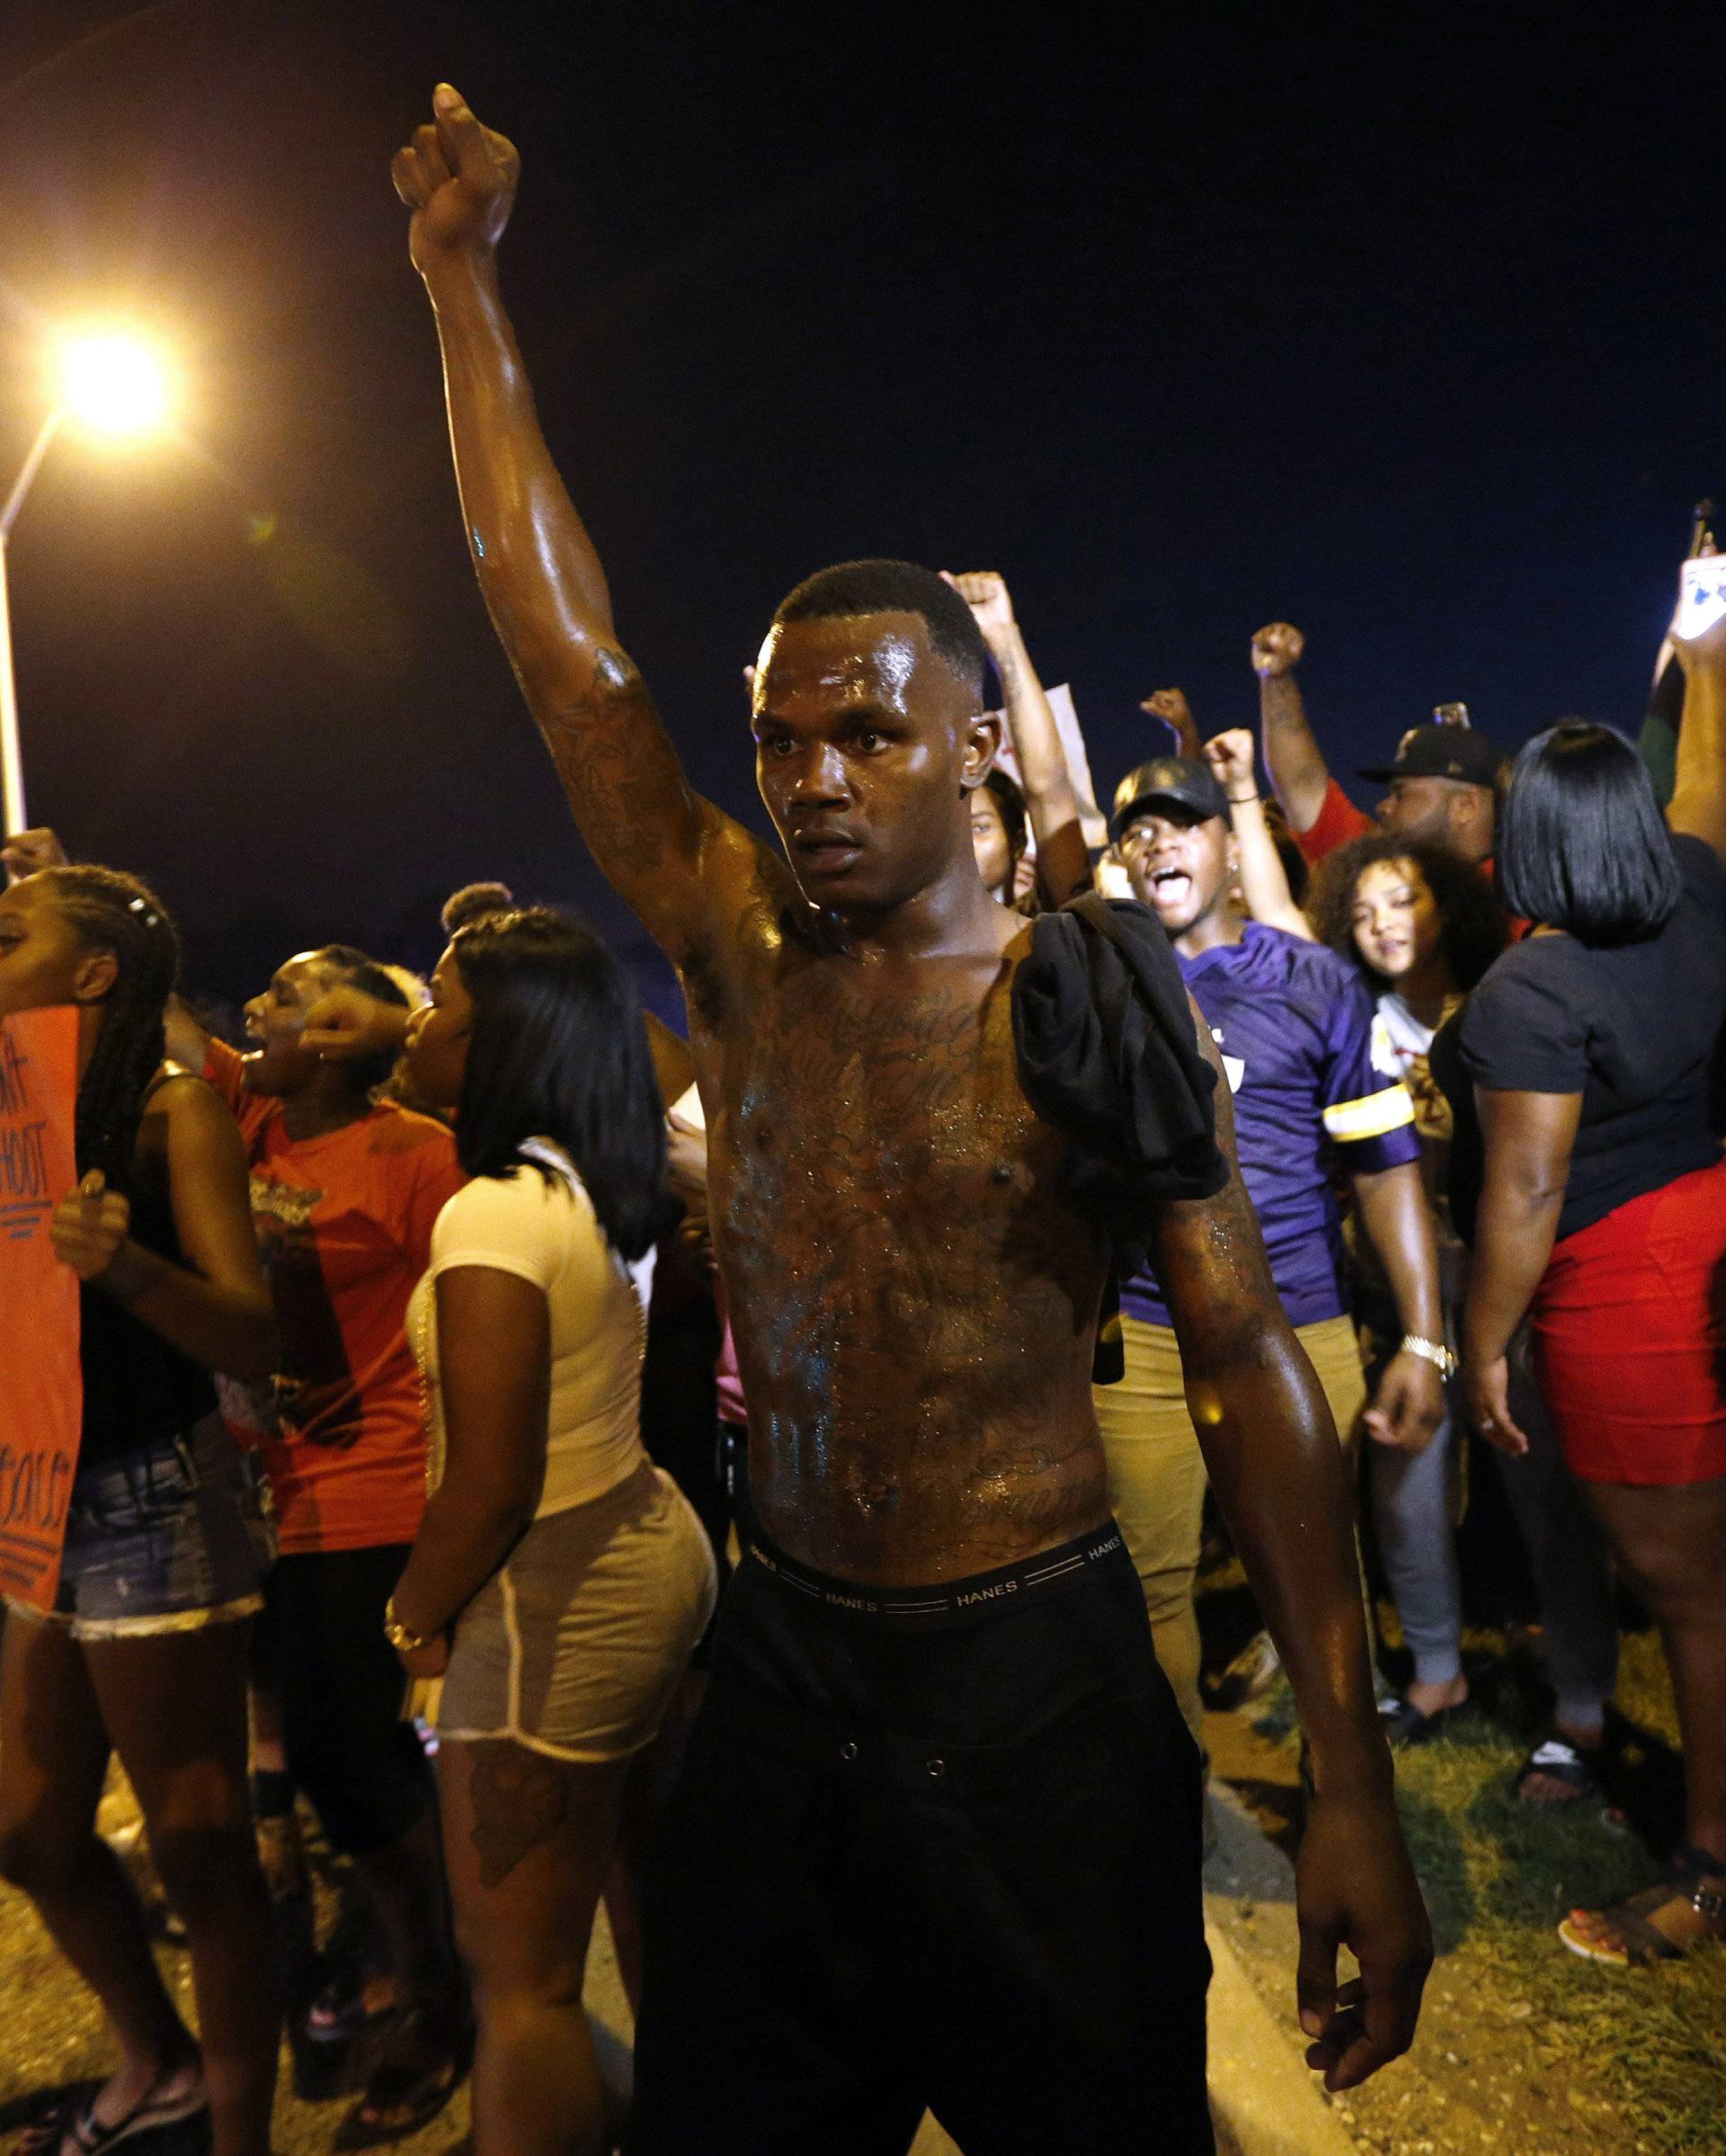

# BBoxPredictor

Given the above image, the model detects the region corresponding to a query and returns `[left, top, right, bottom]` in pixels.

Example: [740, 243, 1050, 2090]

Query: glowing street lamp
[1, 329, 174, 836]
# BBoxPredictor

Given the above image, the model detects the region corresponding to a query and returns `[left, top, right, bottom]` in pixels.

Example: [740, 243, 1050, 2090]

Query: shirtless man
[393, 85, 1429, 2155]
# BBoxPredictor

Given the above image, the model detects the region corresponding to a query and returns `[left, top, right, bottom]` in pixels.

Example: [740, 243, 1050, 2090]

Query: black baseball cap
[1357, 725, 1508, 788]
[1108, 755, 1230, 841]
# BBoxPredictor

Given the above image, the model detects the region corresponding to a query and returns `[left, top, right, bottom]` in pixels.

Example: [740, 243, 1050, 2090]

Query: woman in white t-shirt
[384, 906, 716, 2156]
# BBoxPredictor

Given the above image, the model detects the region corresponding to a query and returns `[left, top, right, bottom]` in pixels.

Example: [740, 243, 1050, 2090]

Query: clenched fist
[1, 827, 67, 884]
[1203, 728, 1258, 797]
[392, 84, 522, 273]
[1250, 622, 1305, 679]
[52, 1171, 131, 1283]
[940, 571, 1017, 657]
[1140, 689, 1199, 759]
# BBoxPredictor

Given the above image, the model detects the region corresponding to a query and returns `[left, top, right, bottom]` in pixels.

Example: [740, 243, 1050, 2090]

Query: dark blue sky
[4, 0, 1722, 1020]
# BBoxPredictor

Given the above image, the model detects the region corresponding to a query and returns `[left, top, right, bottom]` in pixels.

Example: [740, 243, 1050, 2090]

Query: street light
[1, 329, 174, 835]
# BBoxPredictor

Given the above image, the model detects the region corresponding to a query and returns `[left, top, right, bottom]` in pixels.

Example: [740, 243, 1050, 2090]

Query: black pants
[627, 1519, 1213, 2155]
[256, 1544, 433, 1858]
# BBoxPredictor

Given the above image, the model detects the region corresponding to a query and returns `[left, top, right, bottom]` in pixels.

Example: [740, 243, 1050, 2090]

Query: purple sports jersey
[1122, 922, 1419, 1330]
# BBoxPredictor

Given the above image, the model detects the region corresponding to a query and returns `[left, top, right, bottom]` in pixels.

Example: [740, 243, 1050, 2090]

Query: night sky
[4, 1, 1722, 1022]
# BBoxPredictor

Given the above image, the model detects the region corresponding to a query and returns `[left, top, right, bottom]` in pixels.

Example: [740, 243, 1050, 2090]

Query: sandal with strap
[1377, 1694, 1464, 1749]
[19, 2074, 209, 2156]
[1558, 1846, 1726, 1967]
[334, 2001, 473, 2150]
[1517, 1733, 1605, 1807]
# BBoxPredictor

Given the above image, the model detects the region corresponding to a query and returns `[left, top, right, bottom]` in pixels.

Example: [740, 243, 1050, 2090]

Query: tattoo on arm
[466, 1740, 573, 1889]
[538, 645, 695, 884]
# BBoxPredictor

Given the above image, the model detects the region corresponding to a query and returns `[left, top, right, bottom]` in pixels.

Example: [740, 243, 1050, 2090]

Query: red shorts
[1533, 1159, 1726, 1486]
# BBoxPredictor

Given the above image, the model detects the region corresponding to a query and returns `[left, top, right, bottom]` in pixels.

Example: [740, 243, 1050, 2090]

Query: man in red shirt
[1252, 622, 1506, 871]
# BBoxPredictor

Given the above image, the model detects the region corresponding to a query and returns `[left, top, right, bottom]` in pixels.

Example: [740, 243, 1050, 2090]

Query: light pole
[0, 332, 172, 835]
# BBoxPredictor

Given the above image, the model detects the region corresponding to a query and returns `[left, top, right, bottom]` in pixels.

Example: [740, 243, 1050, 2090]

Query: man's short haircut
[772, 559, 990, 699]
[1497, 722, 1682, 946]
[982, 769, 1028, 862]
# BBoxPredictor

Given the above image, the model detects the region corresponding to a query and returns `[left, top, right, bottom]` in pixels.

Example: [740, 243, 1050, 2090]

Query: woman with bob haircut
[385, 905, 717, 2155]
[1453, 625, 1726, 1968]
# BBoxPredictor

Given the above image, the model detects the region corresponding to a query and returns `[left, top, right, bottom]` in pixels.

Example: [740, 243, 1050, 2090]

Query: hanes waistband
[741, 1514, 1130, 1626]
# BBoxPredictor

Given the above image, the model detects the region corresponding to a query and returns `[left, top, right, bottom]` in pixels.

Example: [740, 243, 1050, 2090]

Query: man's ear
[70, 948, 119, 1005]
[961, 710, 1003, 793]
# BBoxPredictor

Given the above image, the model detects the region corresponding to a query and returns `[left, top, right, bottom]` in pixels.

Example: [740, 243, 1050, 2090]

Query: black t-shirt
[1449, 833, 1726, 1244]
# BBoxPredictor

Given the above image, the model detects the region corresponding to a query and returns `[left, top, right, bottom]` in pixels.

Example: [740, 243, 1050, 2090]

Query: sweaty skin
[395, 85, 1429, 2090]
[566, 615, 1110, 1583]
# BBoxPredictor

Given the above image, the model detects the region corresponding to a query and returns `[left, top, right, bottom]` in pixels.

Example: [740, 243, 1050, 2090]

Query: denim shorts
[5, 1415, 275, 1641]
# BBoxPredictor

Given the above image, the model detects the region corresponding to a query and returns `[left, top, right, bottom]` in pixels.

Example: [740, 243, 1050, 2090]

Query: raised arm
[943, 572, 1091, 905]
[1668, 609, 1726, 862]
[1252, 622, 1332, 834]
[394, 86, 766, 965]
[1202, 728, 1312, 937]
[1140, 686, 1203, 763]
[1152, 1071, 1429, 2091]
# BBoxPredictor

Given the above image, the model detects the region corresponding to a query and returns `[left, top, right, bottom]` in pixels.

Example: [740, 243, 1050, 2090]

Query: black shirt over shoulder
[1454, 834, 1726, 1243]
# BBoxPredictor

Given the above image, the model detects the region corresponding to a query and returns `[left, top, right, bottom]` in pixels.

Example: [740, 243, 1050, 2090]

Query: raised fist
[1203, 729, 1258, 796]
[392, 85, 522, 272]
[0, 826, 67, 884]
[1140, 689, 1199, 760]
[1250, 622, 1305, 679]
[940, 571, 1017, 655]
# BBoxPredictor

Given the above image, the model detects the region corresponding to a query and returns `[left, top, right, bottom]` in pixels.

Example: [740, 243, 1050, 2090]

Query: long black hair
[1308, 832, 1508, 993]
[449, 907, 673, 1261]
[37, 865, 181, 1193]
[1497, 722, 1682, 945]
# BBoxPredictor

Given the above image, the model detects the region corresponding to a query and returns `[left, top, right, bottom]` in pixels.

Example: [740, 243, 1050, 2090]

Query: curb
[1206, 1914, 1357, 2156]
[1204, 1785, 1360, 2156]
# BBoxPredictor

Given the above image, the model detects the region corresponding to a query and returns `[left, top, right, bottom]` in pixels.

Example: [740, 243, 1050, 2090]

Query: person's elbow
[447, 1453, 543, 1538]
[1491, 1161, 1570, 1214]
[224, 1293, 280, 1382]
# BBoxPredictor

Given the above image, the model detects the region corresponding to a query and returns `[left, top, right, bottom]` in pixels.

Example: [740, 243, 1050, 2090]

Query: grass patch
[1246, 1629, 1724, 2154]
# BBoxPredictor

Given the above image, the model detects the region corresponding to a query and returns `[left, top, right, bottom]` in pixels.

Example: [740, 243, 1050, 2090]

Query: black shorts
[627, 1517, 1213, 2156]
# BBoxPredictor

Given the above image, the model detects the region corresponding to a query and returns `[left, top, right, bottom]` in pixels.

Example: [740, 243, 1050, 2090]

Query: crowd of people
[0, 77, 1722, 2156]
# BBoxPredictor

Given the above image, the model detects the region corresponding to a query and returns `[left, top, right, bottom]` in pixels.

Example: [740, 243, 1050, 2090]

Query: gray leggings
[1367, 1328, 1618, 1722]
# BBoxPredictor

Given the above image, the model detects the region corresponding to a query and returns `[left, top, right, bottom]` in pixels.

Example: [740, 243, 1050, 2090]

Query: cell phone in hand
[1677, 555, 1726, 641]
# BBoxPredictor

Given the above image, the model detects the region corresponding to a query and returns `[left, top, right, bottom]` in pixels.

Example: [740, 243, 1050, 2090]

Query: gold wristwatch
[1400, 1334, 1458, 1380]
[383, 1595, 436, 1655]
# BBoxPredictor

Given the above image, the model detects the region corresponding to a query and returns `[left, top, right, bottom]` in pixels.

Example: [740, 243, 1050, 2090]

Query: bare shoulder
[142, 1066, 232, 1135]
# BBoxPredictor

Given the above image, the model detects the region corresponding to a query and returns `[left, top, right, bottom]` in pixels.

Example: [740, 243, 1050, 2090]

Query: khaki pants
[1093, 1311, 1366, 1753]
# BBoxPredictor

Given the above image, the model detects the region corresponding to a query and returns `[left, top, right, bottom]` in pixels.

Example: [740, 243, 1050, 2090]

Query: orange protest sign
[0, 1005, 83, 1611]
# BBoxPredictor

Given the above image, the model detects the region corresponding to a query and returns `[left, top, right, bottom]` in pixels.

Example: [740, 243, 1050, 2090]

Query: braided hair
[36, 866, 182, 1194]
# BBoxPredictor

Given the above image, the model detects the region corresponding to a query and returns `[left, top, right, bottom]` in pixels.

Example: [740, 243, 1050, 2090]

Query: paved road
[0, 1772, 1241, 2155]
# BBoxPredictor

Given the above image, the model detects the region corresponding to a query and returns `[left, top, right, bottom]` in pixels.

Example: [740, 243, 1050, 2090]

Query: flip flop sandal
[1558, 1849, 1726, 1967]
[1516, 1734, 1605, 1806]
[333, 2004, 473, 2150]
[1377, 1695, 1464, 1748]
[20, 2077, 209, 2156]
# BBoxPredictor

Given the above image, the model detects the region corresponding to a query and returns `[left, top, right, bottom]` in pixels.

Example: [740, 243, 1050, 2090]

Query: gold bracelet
[383, 1595, 436, 1655]
[1400, 1334, 1458, 1380]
